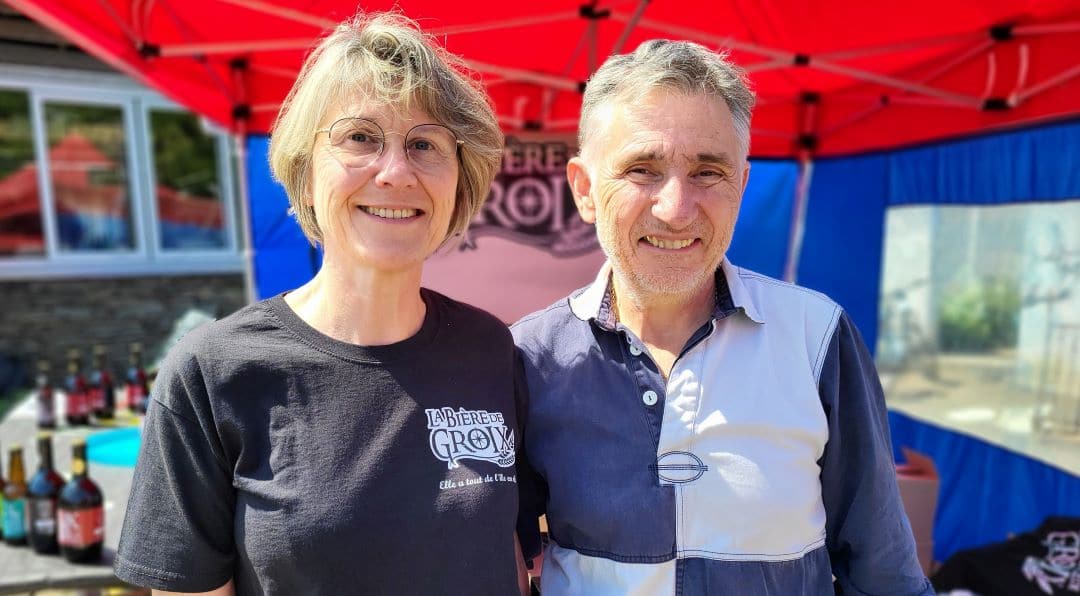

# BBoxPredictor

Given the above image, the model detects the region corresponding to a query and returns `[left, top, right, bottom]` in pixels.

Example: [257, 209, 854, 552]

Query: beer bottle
[64, 350, 89, 427]
[125, 343, 149, 415]
[90, 345, 115, 420]
[36, 360, 57, 429]
[27, 433, 65, 554]
[2, 446, 28, 546]
[58, 440, 104, 562]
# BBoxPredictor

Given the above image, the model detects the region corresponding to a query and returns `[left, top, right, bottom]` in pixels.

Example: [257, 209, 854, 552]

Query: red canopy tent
[7, 0, 1080, 158]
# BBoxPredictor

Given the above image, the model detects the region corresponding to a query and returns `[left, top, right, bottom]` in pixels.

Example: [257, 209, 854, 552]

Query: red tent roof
[8, 0, 1080, 156]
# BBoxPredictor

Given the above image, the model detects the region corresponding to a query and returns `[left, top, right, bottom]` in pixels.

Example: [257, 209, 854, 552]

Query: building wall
[0, 273, 245, 387]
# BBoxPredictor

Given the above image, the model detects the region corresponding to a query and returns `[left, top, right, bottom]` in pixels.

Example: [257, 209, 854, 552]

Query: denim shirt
[512, 260, 933, 596]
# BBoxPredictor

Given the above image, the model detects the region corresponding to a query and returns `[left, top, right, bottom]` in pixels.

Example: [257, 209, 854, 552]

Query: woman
[114, 12, 534, 595]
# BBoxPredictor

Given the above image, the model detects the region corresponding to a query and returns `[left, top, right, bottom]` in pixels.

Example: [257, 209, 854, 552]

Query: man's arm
[817, 311, 934, 596]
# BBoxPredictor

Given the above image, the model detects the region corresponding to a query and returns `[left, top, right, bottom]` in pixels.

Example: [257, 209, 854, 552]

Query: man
[512, 40, 933, 595]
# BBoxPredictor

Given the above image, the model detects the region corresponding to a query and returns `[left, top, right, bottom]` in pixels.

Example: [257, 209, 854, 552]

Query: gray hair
[579, 39, 755, 157]
[269, 11, 502, 245]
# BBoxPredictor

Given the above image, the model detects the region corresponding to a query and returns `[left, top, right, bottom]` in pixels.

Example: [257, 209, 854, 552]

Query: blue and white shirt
[512, 260, 933, 595]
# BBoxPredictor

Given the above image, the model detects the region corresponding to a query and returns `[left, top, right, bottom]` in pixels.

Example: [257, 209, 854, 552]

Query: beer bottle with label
[27, 433, 65, 554]
[2, 446, 28, 546]
[89, 345, 115, 420]
[64, 350, 89, 427]
[58, 440, 104, 562]
[36, 360, 57, 429]
[125, 343, 149, 415]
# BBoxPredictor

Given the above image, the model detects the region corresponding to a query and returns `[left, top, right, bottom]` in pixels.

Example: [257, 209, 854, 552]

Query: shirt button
[629, 344, 643, 356]
[642, 390, 658, 406]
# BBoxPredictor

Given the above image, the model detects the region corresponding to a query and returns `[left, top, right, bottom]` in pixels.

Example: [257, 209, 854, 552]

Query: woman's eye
[411, 139, 434, 151]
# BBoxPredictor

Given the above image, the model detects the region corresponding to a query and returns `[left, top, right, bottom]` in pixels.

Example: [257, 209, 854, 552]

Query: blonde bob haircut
[268, 12, 502, 245]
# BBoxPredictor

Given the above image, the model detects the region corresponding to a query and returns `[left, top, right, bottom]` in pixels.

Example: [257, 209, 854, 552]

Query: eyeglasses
[315, 117, 463, 173]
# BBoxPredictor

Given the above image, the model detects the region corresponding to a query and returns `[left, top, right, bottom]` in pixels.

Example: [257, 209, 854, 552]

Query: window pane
[45, 102, 134, 251]
[878, 202, 1080, 449]
[0, 89, 44, 256]
[150, 110, 226, 250]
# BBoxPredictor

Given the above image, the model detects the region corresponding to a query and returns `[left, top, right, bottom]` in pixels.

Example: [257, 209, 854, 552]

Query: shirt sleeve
[513, 347, 545, 561]
[113, 339, 236, 592]
[817, 311, 934, 596]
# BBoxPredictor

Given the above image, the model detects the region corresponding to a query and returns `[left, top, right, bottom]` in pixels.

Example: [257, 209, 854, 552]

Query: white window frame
[140, 99, 240, 259]
[0, 63, 243, 280]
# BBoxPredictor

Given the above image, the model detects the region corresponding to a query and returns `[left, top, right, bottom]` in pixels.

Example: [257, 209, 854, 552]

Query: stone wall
[0, 274, 246, 388]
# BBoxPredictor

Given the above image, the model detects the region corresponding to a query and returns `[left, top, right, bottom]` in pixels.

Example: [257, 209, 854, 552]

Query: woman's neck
[283, 258, 427, 346]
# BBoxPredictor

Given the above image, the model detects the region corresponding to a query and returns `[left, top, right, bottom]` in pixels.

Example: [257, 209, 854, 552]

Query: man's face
[569, 90, 750, 304]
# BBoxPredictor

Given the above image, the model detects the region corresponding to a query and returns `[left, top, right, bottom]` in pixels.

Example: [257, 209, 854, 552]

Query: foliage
[938, 276, 1021, 352]
[150, 110, 220, 198]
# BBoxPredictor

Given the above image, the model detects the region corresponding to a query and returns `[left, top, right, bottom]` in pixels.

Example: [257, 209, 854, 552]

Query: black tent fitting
[793, 53, 811, 67]
[578, 81, 588, 94]
[990, 23, 1014, 42]
[797, 133, 818, 151]
[579, 3, 611, 19]
[800, 91, 821, 104]
[229, 57, 249, 71]
[232, 104, 251, 120]
[138, 42, 160, 58]
[981, 97, 1010, 111]
[524, 120, 543, 131]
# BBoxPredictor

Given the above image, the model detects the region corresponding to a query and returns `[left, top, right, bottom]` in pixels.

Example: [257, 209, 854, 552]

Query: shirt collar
[569, 258, 765, 326]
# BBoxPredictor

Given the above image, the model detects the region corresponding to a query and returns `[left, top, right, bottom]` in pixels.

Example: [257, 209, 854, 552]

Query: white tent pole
[1015, 21, 1080, 36]
[430, 11, 581, 36]
[158, 39, 313, 57]
[234, 128, 257, 305]
[783, 156, 814, 283]
[463, 59, 580, 91]
[1015, 63, 1080, 104]
[215, 0, 334, 29]
[610, 13, 790, 60]
[809, 59, 982, 106]
[610, 0, 650, 55]
[817, 31, 983, 61]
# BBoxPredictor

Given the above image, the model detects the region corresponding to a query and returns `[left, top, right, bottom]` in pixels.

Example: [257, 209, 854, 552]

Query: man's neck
[612, 275, 715, 375]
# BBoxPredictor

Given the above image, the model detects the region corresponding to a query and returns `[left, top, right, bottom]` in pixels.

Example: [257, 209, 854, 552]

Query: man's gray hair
[579, 39, 755, 157]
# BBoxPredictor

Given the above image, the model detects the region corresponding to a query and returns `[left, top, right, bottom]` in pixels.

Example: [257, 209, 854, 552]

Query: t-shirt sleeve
[113, 341, 237, 592]
[513, 347, 544, 561]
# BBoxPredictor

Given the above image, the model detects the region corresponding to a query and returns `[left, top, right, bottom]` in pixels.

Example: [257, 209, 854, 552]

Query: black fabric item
[931, 516, 1080, 596]
[114, 289, 536, 595]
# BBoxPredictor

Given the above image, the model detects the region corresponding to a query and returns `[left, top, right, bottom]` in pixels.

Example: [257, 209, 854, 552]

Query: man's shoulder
[510, 287, 586, 345]
[728, 263, 841, 317]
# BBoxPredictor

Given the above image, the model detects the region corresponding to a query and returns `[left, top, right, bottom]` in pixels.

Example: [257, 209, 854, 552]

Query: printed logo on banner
[463, 138, 599, 257]
[426, 406, 515, 470]
[1021, 530, 1080, 594]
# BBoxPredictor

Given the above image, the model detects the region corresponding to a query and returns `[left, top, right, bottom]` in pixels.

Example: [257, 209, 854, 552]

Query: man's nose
[651, 177, 697, 228]
[373, 143, 418, 188]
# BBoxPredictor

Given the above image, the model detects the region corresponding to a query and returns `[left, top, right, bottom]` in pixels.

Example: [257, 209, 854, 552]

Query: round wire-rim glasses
[315, 117, 464, 173]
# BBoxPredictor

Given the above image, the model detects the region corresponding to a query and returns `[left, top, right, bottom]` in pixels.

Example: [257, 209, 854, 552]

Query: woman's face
[308, 97, 460, 274]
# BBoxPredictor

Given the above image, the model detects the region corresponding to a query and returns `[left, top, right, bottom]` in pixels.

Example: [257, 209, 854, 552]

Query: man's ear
[740, 159, 751, 195]
[567, 157, 596, 224]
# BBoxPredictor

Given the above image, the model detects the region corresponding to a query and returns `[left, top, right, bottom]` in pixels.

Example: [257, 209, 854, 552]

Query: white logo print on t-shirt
[425, 407, 516, 469]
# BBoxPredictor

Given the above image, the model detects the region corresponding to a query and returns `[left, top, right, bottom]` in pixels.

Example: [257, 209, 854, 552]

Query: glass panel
[45, 102, 134, 251]
[149, 110, 226, 250]
[0, 89, 45, 256]
[878, 202, 1080, 460]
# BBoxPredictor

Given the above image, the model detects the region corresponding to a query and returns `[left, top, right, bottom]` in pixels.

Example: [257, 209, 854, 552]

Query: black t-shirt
[114, 289, 534, 595]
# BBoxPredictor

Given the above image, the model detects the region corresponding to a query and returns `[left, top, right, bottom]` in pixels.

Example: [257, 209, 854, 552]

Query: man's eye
[625, 167, 657, 180]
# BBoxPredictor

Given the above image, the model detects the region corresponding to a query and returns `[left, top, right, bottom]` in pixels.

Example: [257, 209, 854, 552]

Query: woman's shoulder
[423, 288, 511, 340]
